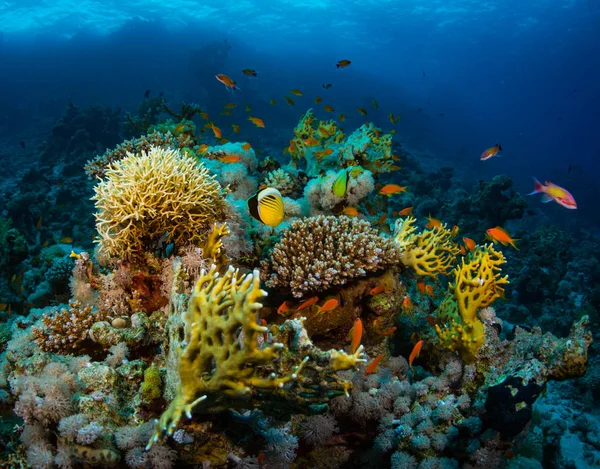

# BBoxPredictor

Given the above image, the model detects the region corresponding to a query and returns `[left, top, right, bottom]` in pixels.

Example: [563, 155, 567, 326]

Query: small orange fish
[285, 97, 295, 106]
[402, 295, 414, 311]
[221, 110, 233, 116]
[425, 285, 434, 297]
[317, 299, 339, 313]
[59, 237, 73, 244]
[290, 89, 303, 96]
[315, 96, 323, 104]
[297, 296, 319, 311]
[259, 319, 269, 343]
[224, 103, 237, 109]
[376, 212, 387, 224]
[215, 74, 239, 92]
[451, 225, 460, 237]
[320, 148, 334, 157]
[409, 340, 424, 371]
[36, 217, 42, 230]
[231, 124, 240, 133]
[425, 315, 438, 327]
[370, 285, 386, 295]
[459, 244, 467, 256]
[248, 117, 265, 128]
[417, 279, 426, 295]
[278, 301, 291, 315]
[365, 354, 384, 375]
[463, 237, 476, 252]
[377, 326, 397, 336]
[389, 112, 395, 124]
[200, 112, 209, 119]
[174, 124, 185, 134]
[379, 184, 407, 196]
[425, 215, 442, 229]
[220, 138, 230, 144]
[336, 59, 351, 68]
[242, 69, 257, 77]
[348, 318, 363, 353]
[197, 144, 209, 155]
[480, 143, 502, 161]
[338, 113, 346, 122]
[210, 123, 222, 139]
[486, 226, 519, 250]
[372, 99, 379, 109]
[269, 99, 276, 105]
[242, 142, 252, 150]
[245, 103, 251, 113]
[357, 107, 367, 116]
[219, 155, 242, 164]
[341, 207, 359, 217]
[323, 105, 334, 113]
[399, 207, 413, 216]
[304, 137, 319, 147]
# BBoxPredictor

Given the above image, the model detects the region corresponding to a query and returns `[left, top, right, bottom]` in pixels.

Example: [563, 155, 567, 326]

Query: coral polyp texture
[394, 215, 460, 277]
[92, 146, 227, 258]
[262, 215, 402, 298]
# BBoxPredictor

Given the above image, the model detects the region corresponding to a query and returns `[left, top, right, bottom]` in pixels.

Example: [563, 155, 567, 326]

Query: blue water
[1, 0, 599, 223]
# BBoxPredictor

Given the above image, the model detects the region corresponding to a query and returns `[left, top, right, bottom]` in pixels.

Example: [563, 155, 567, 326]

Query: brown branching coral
[262, 215, 402, 298]
[92, 146, 228, 259]
[84, 130, 194, 179]
[32, 301, 108, 354]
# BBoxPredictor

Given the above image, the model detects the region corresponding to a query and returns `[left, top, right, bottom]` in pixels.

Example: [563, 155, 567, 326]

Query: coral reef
[262, 215, 402, 298]
[93, 146, 227, 258]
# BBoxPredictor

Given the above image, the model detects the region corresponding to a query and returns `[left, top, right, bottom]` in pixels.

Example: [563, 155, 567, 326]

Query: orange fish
[409, 340, 424, 371]
[197, 144, 209, 155]
[297, 296, 319, 311]
[242, 69, 258, 77]
[425, 285, 434, 297]
[174, 124, 185, 134]
[402, 296, 414, 312]
[425, 215, 442, 229]
[219, 155, 242, 164]
[315, 96, 323, 104]
[338, 113, 346, 122]
[269, 99, 276, 105]
[59, 237, 73, 244]
[376, 213, 387, 224]
[36, 217, 42, 230]
[417, 279, 426, 295]
[365, 354, 384, 375]
[221, 110, 233, 116]
[336, 59, 352, 68]
[317, 148, 334, 158]
[370, 285, 386, 295]
[220, 138, 230, 144]
[480, 143, 502, 161]
[303, 137, 318, 147]
[277, 301, 291, 315]
[248, 116, 265, 128]
[242, 142, 252, 150]
[425, 315, 438, 327]
[459, 244, 467, 256]
[259, 319, 269, 342]
[348, 318, 363, 353]
[463, 237, 476, 252]
[379, 184, 407, 196]
[290, 89, 303, 96]
[357, 107, 367, 116]
[224, 103, 237, 109]
[285, 96, 295, 106]
[317, 299, 339, 314]
[232, 124, 240, 133]
[451, 225, 460, 237]
[200, 112, 209, 119]
[399, 207, 413, 216]
[215, 74, 239, 92]
[210, 123, 222, 139]
[486, 226, 519, 250]
[376, 326, 397, 336]
[323, 105, 334, 113]
[341, 207, 359, 217]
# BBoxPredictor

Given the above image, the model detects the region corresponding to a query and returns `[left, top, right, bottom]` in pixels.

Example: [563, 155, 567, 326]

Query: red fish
[215, 74, 240, 92]
[370, 285, 386, 295]
[409, 340, 424, 371]
[528, 178, 577, 209]
[348, 318, 363, 353]
[365, 354, 384, 375]
[317, 299, 339, 314]
[480, 144, 502, 161]
[297, 296, 319, 311]
[277, 301, 291, 315]
[376, 326, 397, 336]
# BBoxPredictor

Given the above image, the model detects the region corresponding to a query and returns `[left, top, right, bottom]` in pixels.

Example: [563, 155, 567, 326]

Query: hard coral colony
[0, 93, 594, 469]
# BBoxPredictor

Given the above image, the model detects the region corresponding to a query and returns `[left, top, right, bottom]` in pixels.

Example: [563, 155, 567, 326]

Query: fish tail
[511, 239, 521, 250]
[528, 177, 544, 195]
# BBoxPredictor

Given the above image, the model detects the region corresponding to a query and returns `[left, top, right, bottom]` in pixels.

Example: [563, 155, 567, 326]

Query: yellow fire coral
[92, 146, 227, 259]
[150, 262, 365, 448]
[393, 216, 460, 277]
[435, 244, 509, 363]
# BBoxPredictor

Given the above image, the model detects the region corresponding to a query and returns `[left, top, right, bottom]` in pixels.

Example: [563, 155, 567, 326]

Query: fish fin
[511, 239, 520, 250]
[540, 194, 553, 203]
[497, 144, 502, 151]
[528, 177, 544, 195]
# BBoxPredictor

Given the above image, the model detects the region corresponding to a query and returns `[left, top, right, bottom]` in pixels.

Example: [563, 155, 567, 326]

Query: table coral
[394, 215, 460, 277]
[92, 146, 227, 259]
[435, 244, 509, 363]
[262, 215, 402, 298]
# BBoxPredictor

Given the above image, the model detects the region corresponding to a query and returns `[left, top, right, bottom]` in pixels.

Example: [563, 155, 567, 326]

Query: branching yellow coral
[92, 146, 227, 258]
[394, 216, 460, 277]
[435, 244, 509, 363]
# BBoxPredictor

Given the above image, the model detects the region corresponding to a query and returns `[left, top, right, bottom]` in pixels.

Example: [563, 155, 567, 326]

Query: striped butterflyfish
[247, 187, 285, 227]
